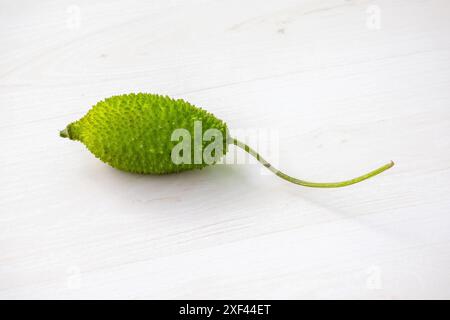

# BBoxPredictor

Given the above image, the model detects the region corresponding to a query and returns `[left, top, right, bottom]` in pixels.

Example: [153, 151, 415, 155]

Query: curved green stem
[231, 138, 394, 188]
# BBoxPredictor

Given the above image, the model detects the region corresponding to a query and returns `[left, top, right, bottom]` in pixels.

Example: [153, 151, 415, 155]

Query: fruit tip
[60, 128, 69, 138]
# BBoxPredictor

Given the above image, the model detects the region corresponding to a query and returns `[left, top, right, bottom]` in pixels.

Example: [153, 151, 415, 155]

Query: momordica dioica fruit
[60, 93, 394, 188]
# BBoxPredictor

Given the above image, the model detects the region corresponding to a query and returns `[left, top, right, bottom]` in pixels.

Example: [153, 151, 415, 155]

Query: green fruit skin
[64, 93, 228, 174]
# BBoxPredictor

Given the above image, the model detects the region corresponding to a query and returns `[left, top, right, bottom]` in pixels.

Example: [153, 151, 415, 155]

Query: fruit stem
[231, 138, 394, 188]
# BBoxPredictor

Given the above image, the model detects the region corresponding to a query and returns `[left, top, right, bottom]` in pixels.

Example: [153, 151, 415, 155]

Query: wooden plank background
[1, 0, 449, 299]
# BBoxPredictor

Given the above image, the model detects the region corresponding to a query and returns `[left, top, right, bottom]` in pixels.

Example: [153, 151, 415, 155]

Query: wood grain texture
[1, 0, 450, 299]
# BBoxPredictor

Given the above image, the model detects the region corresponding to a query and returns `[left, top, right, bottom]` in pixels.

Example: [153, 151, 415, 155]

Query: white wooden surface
[1, 0, 450, 299]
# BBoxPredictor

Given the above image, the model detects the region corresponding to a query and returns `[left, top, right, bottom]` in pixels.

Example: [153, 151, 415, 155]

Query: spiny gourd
[60, 93, 394, 188]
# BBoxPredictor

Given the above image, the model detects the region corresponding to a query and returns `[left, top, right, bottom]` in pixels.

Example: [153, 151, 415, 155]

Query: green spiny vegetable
[60, 93, 394, 188]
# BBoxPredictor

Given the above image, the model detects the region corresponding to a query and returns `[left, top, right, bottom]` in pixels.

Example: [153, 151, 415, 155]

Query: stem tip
[60, 128, 69, 138]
